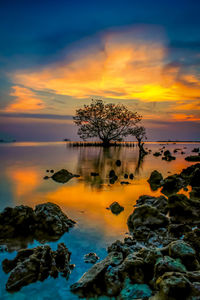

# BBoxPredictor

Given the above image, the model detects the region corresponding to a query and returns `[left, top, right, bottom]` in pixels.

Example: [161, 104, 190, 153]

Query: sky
[0, 0, 200, 141]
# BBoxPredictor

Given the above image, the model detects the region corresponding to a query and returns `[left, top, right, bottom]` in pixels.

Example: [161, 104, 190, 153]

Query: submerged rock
[148, 170, 163, 191]
[2, 243, 72, 292]
[52, 169, 79, 183]
[0, 202, 75, 242]
[109, 202, 124, 215]
[185, 156, 200, 162]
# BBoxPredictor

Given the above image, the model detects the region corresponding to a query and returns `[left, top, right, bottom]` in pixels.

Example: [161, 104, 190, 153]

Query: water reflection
[76, 146, 141, 188]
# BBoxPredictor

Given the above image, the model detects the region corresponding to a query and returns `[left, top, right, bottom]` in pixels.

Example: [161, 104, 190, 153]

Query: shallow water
[0, 141, 198, 300]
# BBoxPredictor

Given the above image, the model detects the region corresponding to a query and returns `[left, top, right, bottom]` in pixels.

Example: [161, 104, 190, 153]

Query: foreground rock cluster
[0, 202, 75, 244]
[71, 163, 200, 299]
[3, 243, 73, 292]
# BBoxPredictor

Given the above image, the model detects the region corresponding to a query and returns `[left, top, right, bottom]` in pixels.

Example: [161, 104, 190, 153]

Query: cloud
[4, 86, 45, 112]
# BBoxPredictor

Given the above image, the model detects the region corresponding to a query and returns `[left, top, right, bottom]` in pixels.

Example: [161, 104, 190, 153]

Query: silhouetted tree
[73, 99, 141, 147]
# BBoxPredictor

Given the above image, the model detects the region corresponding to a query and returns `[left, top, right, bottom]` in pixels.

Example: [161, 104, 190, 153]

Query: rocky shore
[0, 202, 76, 246]
[71, 163, 200, 299]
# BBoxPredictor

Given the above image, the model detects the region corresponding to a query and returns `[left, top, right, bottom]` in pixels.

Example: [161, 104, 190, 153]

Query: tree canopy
[73, 99, 142, 146]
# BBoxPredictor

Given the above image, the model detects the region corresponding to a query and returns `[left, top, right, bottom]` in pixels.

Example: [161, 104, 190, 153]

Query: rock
[34, 202, 76, 239]
[148, 170, 163, 191]
[127, 204, 169, 232]
[168, 240, 198, 270]
[109, 202, 124, 215]
[135, 195, 168, 215]
[46, 170, 49, 172]
[162, 150, 176, 161]
[120, 279, 152, 300]
[180, 163, 200, 179]
[109, 170, 116, 178]
[124, 174, 128, 179]
[52, 169, 79, 183]
[70, 251, 123, 297]
[43, 176, 49, 180]
[84, 252, 99, 264]
[120, 181, 130, 185]
[190, 168, 200, 187]
[190, 187, 200, 200]
[192, 148, 200, 153]
[50, 169, 54, 173]
[161, 174, 184, 196]
[91, 172, 99, 176]
[153, 152, 162, 157]
[168, 194, 200, 221]
[2, 243, 72, 292]
[129, 173, 134, 180]
[185, 156, 200, 162]
[156, 272, 191, 298]
[116, 160, 121, 167]
[184, 229, 200, 259]
[117, 253, 145, 283]
[154, 256, 187, 280]
[0, 202, 75, 242]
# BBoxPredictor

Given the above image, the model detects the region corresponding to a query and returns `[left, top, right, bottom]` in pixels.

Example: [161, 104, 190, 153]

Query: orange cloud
[5, 86, 45, 112]
[172, 113, 200, 122]
[7, 26, 200, 115]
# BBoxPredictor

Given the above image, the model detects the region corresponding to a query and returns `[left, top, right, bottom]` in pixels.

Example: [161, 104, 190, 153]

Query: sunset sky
[0, 0, 200, 141]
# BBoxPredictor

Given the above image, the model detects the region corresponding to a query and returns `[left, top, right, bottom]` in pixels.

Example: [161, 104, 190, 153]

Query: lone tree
[73, 99, 142, 146]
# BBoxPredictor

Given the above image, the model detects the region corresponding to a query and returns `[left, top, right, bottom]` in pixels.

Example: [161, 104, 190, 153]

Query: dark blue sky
[0, 0, 200, 141]
[1, 0, 200, 70]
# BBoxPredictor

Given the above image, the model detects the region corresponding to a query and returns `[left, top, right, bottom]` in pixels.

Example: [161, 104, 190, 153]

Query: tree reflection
[76, 146, 143, 188]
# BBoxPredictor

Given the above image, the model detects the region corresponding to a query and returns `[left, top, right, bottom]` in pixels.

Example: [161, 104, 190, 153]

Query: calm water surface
[0, 141, 198, 300]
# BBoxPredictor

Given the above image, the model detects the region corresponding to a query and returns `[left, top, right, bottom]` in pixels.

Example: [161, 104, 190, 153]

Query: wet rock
[124, 174, 128, 179]
[161, 174, 184, 196]
[148, 170, 163, 191]
[168, 240, 198, 270]
[127, 204, 169, 232]
[109, 202, 124, 215]
[135, 195, 168, 215]
[104, 266, 122, 296]
[34, 202, 76, 239]
[162, 150, 176, 161]
[119, 279, 152, 300]
[84, 252, 99, 264]
[2, 243, 72, 292]
[91, 172, 99, 176]
[156, 272, 191, 299]
[50, 169, 54, 173]
[109, 170, 116, 178]
[117, 253, 145, 283]
[168, 194, 200, 222]
[52, 169, 79, 183]
[190, 187, 200, 200]
[154, 256, 187, 280]
[116, 160, 121, 167]
[0, 206, 36, 238]
[168, 224, 191, 238]
[120, 181, 130, 185]
[185, 156, 200, 162]
[0, 202, 75, 242]
[43, 176, 49, 180]
[129, 173, 134, 180]
[153, 152, 162, 157]
[70, 251, 123, 298]
[192, 148, 200, 153]
[190, 168, 200, 187]
[184, 229, 200, 259]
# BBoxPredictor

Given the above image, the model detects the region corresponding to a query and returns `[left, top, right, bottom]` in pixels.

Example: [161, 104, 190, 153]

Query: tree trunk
[102, 139, 111, 147]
